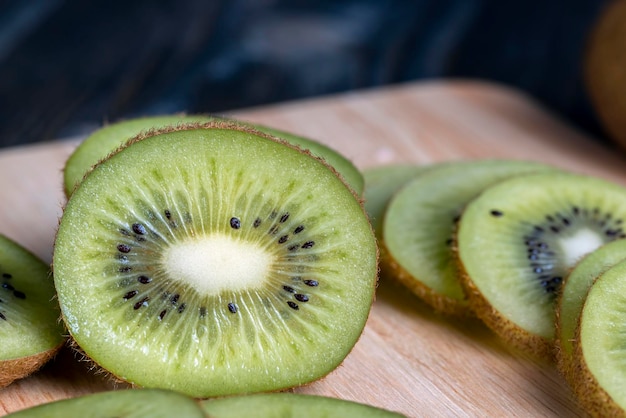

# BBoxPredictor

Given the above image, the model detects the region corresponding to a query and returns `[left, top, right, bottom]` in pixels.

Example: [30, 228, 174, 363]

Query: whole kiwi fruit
[585, 0, 626, 149]
[53, 121, 378, 398]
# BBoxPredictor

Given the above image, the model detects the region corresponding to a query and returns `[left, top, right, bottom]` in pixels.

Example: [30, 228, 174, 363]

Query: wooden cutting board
[1, 80, 621, 417]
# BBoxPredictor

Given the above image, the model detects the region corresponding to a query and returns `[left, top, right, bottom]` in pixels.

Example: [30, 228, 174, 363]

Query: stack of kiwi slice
[364, 159, 626, 415]
[53, 120, 378, 398]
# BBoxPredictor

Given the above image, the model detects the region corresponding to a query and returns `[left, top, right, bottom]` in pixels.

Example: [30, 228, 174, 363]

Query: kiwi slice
[456, 171, 626, 358]
[4, 389, 206, 417]
[53, 122, 378, 398]
[382, 160, 552, 316]
[362, 164, 430, 237]
[63, 115, 363, 197]
[572, 259, 626, 416]
[0, 234, 65, 388]
[556, 238, 626, 378]
[200, 393, 406, 417]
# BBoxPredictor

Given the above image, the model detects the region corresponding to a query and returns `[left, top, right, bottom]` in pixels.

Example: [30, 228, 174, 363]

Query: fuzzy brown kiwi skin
[454, 242, 554, 361]
[0, 343, 64, 388]
[55, 120, 379, 393]
[569, 326, 624, 417]
[380, 241, 472, 317]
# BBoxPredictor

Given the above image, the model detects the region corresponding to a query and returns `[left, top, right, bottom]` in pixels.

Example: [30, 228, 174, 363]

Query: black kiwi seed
[132, 223, 147, 235]
[283, 285, 295, 293]
[294, 225, 304, 234]
[2, 273, 11, 279]
[279, 212, 290, 223]
[159, 310, 167, 320]
[138, 275, 152, 284]
[490, 210, 504, 217]
[0, 312, 5, 320]
[13, 291, 25, 299]
[120, 228, 130, 236]
[117, 244, 131, 253]
[123, 290, 138, 300]
[227, 302, 238, 313]
[2, 283, 14, 291]
[253, 217, 262, 228]
[134, 296, 149, 310]
[178, 303, 186, 313]
[170, 294, 180, 305]
[303, 279, 318, 287]
[301, 241, 315, 249]
[230, 217, 241, 229]
[287, 244, 299, 252]
[278, 235, 289, 244]
[164, 209, 172, 220]
[199, 307, 207, 317]
[287, 301, 299, 310]
[295, 294, 309, 302]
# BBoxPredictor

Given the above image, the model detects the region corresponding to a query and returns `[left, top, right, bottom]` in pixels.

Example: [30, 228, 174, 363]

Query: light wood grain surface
[1, 79, 621, 417]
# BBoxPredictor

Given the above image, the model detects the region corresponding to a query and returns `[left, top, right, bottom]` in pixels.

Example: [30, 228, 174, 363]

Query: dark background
[0, 0, 613, 148]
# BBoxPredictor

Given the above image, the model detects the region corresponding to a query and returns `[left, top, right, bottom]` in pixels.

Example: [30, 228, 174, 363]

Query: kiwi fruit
[382, 160, 552, 316]
[200, 393, 407, 417]
[456, 171, 626, 358]
[0, 234, 65, 388]
[585, 0, 626, 150]
[4, 388, 207, 417]
[63, 115, 363, 197]
[571, 259, 626, 417]
[362, 164, 431, 237]
[556, 238, 626, 380]
[53, 122, 378, 398]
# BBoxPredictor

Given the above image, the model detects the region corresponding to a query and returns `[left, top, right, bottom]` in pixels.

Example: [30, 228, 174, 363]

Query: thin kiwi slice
[63, 115, 363, 197]
[362, 164, 431, 237]
[382, 160, 552, 316]
[53, 122, 378, 398]
[4, 389, 206, 417]
[0, 234, 65, 388]
[456, 171, 626, 358]
[200, 393, 406, 417]
[572, 259, 626, 416]
[556, 238, 626, 379]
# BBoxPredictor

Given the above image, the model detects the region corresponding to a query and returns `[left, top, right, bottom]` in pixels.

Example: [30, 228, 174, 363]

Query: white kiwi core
[162, 234, 272, 294]
[558, 228, 604, 267]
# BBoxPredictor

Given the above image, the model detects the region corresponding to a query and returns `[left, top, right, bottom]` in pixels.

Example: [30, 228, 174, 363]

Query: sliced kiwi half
[63, 115, 363, 197]
[382, 160, 553, 316]
[572, 259, 626, 416]
[362, 164, 431, 237]
[0, 234, 65, 388]
[456, 171, 626, 358]
[53, 122, 378, 398]
[4, 389, 206, 417]
[556, 238, 626, 380]
[200, 393, 407, 417]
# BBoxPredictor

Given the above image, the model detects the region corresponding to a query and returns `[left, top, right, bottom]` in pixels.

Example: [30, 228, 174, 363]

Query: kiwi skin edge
[570, 324, 623, 417]
[455, 252, 553, 360]
[55, 120, 378, 396]
[0, 346, 63, 388]
[381, 243, 471, 317]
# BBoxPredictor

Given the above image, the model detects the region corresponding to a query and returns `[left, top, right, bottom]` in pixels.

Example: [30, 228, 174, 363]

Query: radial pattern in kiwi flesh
[0, 234, 65, 388]
[457, 171, 626, 357]
[575, 259, 626, 416]
[200, 392, 407, 417]
[53, 124, 378, 398]
[63, 115, 364, 197]
[4, 389, 206, 418]
[382, 160, 551, 316]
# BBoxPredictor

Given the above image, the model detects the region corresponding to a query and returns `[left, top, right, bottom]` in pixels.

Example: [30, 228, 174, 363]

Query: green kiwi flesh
[0, 234, 65, 388]
[556, 238, 626, 376]
[200, 393, 407, 417]
[4, 389, 206, 417]
[382, 160, 552, 316]
[53, 123, 378, 398]
[362, 164, 430, 237]
[457, 172, 626, 358]
[63, 115, 364, 197]
[573, 259, 626, 416]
